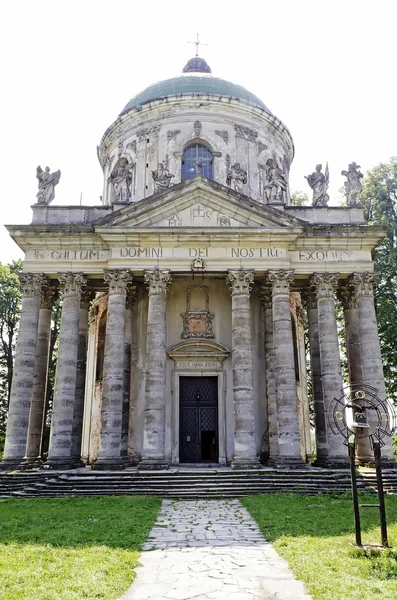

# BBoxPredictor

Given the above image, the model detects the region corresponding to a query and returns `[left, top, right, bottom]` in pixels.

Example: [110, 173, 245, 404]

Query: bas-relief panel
[154, 203, 239, 228]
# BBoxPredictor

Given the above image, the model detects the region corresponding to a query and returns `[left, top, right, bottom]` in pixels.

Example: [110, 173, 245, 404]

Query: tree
[0, 260, 22, 447]
[291, 190, 309, 206]
[361, 157, 397, 401]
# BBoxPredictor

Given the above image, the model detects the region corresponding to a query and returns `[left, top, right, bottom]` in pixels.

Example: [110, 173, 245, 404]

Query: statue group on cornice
[305, 161, 363, 207]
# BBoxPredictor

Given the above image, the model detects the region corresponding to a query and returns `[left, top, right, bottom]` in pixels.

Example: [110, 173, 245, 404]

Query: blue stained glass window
[181, 144, 213, 181]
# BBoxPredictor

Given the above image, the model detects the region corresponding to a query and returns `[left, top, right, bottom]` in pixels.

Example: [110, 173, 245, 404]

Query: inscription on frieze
[113, 247, 286, 260]
[30, 249, 109, 261]
[297, 250, 353, 261]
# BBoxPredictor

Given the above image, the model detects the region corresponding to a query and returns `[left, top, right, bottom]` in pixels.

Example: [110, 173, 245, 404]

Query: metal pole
[373, 442, 388, 548]
[348, 437, 362, 547]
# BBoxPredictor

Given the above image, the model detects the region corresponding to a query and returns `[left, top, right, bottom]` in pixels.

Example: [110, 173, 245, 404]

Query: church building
[2, 54, 394, 471]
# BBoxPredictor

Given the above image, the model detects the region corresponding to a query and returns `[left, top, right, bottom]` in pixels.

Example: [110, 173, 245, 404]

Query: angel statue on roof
[36, 166, 61, 205]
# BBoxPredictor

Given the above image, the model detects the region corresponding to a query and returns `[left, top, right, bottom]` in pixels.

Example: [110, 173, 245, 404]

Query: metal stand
[373, 442, 388, 547]
[348, 438, 362, 547]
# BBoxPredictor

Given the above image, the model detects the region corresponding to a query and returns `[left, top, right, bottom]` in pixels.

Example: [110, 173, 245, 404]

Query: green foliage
[361, 158, 397, 401]
[291, 190, 310, 206]
[243, 493, 397, 600]
[0, 496, 161, 600]
[0, 260, 22, 450]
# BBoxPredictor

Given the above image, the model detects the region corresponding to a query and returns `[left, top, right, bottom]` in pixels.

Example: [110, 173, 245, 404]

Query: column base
[21, 457, 44, 469]
[380, 458, 397, 468]
[268, 456, 306, 469]
[44, 457, 84, 470]
[139, 458, 169, 470]
[231, 457, 261, 470]
[313, 457, 349, 469]
[92, 458, 129, 471]
[0, 458, 25, 471]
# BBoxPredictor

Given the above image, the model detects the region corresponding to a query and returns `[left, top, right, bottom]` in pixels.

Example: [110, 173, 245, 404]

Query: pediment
[94, 177, 306, 231]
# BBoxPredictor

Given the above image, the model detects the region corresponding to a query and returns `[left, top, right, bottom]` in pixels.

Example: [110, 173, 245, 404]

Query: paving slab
[119, 499, 313, 600]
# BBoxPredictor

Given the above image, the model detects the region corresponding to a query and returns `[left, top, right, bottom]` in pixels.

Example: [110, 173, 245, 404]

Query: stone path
[119, 499, 313, 600]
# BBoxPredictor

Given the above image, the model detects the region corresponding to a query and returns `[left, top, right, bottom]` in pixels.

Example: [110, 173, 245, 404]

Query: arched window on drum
[181, 144, 213, 181]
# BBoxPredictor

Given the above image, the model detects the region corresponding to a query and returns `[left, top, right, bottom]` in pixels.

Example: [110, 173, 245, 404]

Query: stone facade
[2, 61, 394, 470]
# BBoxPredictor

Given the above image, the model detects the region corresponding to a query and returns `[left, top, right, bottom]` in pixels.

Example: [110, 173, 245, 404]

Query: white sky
[1, 0, 396, 264]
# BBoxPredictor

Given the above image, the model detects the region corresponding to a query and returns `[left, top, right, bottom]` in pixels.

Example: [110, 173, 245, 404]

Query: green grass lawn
[242, 493, 397, 600]
[0, 496, 161, 600]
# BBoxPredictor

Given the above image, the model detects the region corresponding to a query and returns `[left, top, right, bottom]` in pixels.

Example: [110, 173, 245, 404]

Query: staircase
[1, 468, 396, 499]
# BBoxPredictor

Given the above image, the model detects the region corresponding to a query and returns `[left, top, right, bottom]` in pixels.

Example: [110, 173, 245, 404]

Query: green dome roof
[120, 74, 270, 115]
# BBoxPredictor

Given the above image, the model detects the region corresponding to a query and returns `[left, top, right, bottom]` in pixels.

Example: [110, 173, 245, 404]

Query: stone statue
[226, 162, 247, 194]
[342, 162, 363, 207]
[36, 166, 61, 205]
[264, 158, 287, 203]
[305, 163, 329, 206]
[109, 157, 133, 203]
[152, 163, 174, 193]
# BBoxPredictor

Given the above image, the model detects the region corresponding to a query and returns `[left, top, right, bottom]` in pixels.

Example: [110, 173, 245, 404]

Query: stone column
[305, 289, 328, 464]
[227, 269, 259, 468]
[24, 287, 55, 465]
[70, 289, 92, 463]
[47, 273, 86, 468]
[267, 270, 303, 466]
[96, 270, 131, 468]
[338, 284, 372, 462]
[1, 274, 46, 469]
[310, 273, 347, 464]
[259, 286, 278, 460]
[348, 273, 395, 462]
[140, 269, 171, 469]
[122, 287, 136, 459]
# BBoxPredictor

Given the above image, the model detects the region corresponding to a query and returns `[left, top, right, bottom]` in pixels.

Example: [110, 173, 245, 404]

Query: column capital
[40, 286, 56, 309]
[258, 285, 272, 309]
[337, 285, 357, 309]
[19, 273, 47, 298]
[348, 272, 377, 299]
[310, 273, 339, 299]
[104, 270, 132, 294]
[80, 288, 95, 310]
[304, 287, 317, 309]
[126, 286, 137, 311]
[144, 269, 171, 295]
[227, 269, 254, 296]
[266, 270, 294, 295]
[58, 273, 87, 297]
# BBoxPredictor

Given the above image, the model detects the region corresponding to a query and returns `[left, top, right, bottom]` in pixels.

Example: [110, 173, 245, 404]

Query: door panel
[179, 377, 218, 463]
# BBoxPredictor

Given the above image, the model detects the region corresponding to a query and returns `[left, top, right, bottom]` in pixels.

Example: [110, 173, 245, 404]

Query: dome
[120, 59, 270, 115]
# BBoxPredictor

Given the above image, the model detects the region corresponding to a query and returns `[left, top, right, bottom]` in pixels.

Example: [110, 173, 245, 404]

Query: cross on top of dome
[183, 34, 212, 73]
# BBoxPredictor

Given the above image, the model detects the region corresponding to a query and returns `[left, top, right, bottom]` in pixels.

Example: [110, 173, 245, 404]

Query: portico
[2, 56, 394, 471]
